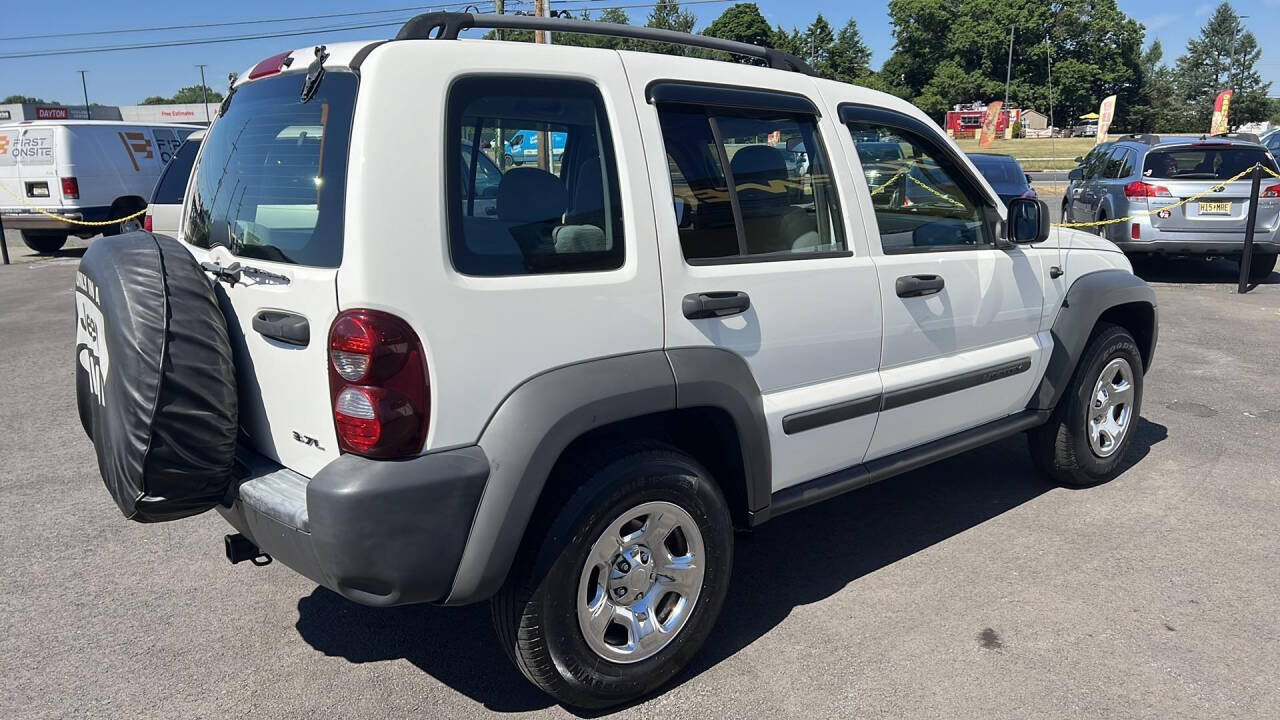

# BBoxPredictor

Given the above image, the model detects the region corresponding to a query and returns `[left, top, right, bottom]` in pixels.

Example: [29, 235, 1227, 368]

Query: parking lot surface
[2, 238, 1278, 719]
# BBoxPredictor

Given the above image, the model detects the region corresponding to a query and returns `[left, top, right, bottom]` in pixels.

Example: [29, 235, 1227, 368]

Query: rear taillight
[143, 214, 153, 232]
[1131, 223, 1140, 240]
[1263, 184, 1280, 198]
[60, 177, 79, 199]
[328, 309, 429, 458]
[1124, 181, 1171, 198]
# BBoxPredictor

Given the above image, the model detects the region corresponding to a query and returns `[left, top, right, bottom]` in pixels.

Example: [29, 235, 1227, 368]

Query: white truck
[0, 120, 197, 252]
[74, 14, 1157, 709]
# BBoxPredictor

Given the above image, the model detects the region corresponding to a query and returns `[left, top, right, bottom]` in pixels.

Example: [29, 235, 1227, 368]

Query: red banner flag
[1210, 90, 1233, 135]
[979, 101, 1003, 148]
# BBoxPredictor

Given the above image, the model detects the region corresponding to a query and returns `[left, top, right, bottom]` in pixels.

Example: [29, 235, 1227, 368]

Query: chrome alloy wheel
[1088, 357, 1135, 458]
[576, 500, 705, 664]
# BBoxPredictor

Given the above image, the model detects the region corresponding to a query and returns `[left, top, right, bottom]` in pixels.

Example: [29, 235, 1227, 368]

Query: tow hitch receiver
[224, 533, 272, 566]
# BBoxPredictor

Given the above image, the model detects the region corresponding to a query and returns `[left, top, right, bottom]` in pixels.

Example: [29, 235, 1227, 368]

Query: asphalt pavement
[2, 237, 1279, 719]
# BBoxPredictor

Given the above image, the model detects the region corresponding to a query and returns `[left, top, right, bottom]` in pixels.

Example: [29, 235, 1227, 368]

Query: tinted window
[1142, 146, 1279, 180]
[656, 104, 844, 261]
[448, 77, 623, 276]
[848, 120, 993, 253]
[1105, 148, 1133, 179]
[1084, 145, 1113, 179]
[186, 72, 355, 267]
[969, 155, 1029, 190]
[151, 138, 200, 204]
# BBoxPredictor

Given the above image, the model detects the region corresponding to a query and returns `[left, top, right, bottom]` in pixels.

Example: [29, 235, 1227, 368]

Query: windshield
[185, 71, 356, 267]
[1143, 146, 1278, 181]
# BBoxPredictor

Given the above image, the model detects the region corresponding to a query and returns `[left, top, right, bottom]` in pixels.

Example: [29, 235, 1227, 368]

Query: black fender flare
[1030, 269, 1158, 412]
[444, 348, 768, 604]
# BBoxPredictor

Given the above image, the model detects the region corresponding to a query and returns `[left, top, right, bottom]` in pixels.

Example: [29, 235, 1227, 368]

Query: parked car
[502, 128, 567, 166]
[144, 130, 204, 236]
[1063, 134, 1279, 280]
[967, 152, 1037, 206]
[0, 120, 198, 252]
[74, 13, 1158, 710]
[1262, 128, 1280, 156]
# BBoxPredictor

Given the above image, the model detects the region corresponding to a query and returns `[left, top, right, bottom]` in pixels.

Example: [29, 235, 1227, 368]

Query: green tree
[550, 9, 634, 49]
[2, 95, 50, 104]
[824, 19, 873, 85]
[1130, 40, 1182, 131]
[703, 3, 772, 49]
[803, 14, 836, 75]
[1172, 2, 1271, 129]
[770, 25, 805, 58]
[645, 0, 697, 56]
[139, 84, 223, 105]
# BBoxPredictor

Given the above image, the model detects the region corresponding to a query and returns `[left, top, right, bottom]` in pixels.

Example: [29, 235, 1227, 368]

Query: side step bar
[760, 409, 1050, 523]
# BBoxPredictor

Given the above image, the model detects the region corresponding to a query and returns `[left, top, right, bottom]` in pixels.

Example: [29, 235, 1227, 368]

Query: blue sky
[1, 0, 1276, 106]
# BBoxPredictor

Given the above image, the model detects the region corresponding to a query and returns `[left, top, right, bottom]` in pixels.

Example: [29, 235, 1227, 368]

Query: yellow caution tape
[1051, 163, 1272, 229]
[0, 181, 145, 227]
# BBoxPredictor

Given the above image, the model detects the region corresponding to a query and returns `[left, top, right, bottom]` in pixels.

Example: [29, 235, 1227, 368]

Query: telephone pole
[77, 70, 90, 119]
[535, 0, 551, 171]
[1004, 24, 1014, 110]
[196, 64, 211, 123]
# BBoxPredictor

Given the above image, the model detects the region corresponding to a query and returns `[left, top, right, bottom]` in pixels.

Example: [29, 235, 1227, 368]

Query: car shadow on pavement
[1130, 255, 1277, 285]
[293, 418, 1167, 716]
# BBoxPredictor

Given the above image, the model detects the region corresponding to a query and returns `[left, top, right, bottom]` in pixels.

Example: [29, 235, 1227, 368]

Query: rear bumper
[1, 205, 111, 231]
[1115, 219, 1280, 255]
[219, 444, 489, 607]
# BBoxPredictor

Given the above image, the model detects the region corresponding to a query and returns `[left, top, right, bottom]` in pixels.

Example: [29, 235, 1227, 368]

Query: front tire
[20, 230, 68, 253]
[1029, 323, 1144, 487]
[491, 444, 733, 709]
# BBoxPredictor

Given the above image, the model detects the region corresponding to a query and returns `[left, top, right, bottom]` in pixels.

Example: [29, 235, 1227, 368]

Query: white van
[0, 120, 198, 252]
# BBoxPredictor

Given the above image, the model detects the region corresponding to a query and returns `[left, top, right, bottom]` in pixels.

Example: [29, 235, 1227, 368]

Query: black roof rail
[1116, 133, 1161, 145]
[394, 12, 817, 76]
[1208, 131, 1261, 144]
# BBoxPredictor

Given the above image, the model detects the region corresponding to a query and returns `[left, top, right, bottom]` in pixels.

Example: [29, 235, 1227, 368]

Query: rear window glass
[970, 156, 1028, 188]
[186, 71, 356, 267]
[151, 138, 200, 204]
[1143, 146, 1278, 181]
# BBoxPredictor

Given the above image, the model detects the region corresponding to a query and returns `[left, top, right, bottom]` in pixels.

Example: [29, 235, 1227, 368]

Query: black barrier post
[1238, 163, 1263, 294]
[0, 212, 9, 265]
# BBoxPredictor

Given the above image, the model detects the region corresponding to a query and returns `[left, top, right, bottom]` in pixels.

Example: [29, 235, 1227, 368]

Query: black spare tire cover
[75, 232, 237, 523]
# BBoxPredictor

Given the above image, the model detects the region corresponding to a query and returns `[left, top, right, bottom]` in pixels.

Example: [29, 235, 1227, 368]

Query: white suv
[74, 14, 1157, 709]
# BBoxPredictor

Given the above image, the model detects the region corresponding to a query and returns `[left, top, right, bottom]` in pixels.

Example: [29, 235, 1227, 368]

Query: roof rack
[1117, 133, 1161, 145]
[394, 12, 817, 76]
[1207, 131, 1261, 144]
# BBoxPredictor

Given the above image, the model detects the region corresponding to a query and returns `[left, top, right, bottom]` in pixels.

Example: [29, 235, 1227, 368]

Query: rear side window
[1143, 146, 1279, 180]
[151, 139, 200, 204]
[655, 105, 845, 262]
[447, 76, 624, 276]
[1105, 148, 1133, 179]
[186, 71, 356, 267]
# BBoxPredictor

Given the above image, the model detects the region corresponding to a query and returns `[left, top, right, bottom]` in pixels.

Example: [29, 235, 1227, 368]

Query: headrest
[497, 167, 568, 224]
[730, 145, 789, 186]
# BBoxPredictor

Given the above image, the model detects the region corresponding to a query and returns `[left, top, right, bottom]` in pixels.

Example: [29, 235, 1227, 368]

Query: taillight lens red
[1263, 184, 1280, 198]
[328, 309, 429, 458]
[61, 177, 79, 199]
[1124, 181, 1171, 198]
[143, 214, 153, 232]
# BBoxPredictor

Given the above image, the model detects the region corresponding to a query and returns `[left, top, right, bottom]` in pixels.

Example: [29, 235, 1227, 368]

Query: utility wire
[0, 0, 735, 61]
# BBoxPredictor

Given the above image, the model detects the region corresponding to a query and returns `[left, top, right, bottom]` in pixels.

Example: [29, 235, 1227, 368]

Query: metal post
[196, 64, 211, 123]
[1238, 163, 1262, 293]
[0, 211, 9, 265]
[78, 70, 90, 120]
[535, 0, 551, 172]
[1004, 24, 1014, 110]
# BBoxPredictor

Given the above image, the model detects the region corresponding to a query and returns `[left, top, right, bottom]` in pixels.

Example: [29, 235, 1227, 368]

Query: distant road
[1028, 170, 1069, 183]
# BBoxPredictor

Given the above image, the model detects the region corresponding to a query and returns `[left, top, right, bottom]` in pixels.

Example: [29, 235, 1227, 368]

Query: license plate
[26, 183, 48, 198]
[1199, 201, 1231, 215]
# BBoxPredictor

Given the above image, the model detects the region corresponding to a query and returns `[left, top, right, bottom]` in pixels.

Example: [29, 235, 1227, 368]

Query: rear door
[625, 56, 884, 492]
[0, 125, 59, 210]
[1142, 144, 1280, 235]
[181, 68, 357, 477]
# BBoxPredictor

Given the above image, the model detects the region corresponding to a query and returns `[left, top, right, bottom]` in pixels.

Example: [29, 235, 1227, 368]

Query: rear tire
[1029, 323, 1144, 488]
[1244, 252, 1277, 281]
[491, 443, 733, 709]
[20, 231, 68, 254]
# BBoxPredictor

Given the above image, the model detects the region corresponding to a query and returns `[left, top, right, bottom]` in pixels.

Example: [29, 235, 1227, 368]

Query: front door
[837, 103, 1048, 459]
[624, 55, 884, 492]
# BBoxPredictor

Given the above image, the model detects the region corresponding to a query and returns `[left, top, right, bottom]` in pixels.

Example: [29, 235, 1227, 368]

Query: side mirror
[1025, 173, 1034, 185]
[1074, 155, 1083, 163]
[785, 136, 806, 154]
[1006, 197, 1050, 244]
[1067, 167, 1082, 181]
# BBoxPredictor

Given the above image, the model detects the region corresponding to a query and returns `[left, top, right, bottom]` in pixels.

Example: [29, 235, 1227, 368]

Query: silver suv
[1063, 134, 1280, 279]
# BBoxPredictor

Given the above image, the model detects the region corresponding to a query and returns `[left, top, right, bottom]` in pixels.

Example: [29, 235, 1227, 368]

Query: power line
[0, 0, 736, 61]
[0, 4, 463, 42]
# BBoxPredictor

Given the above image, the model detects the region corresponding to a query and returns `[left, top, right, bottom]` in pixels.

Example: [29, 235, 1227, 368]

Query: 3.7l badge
[292, 431, 324, 451]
